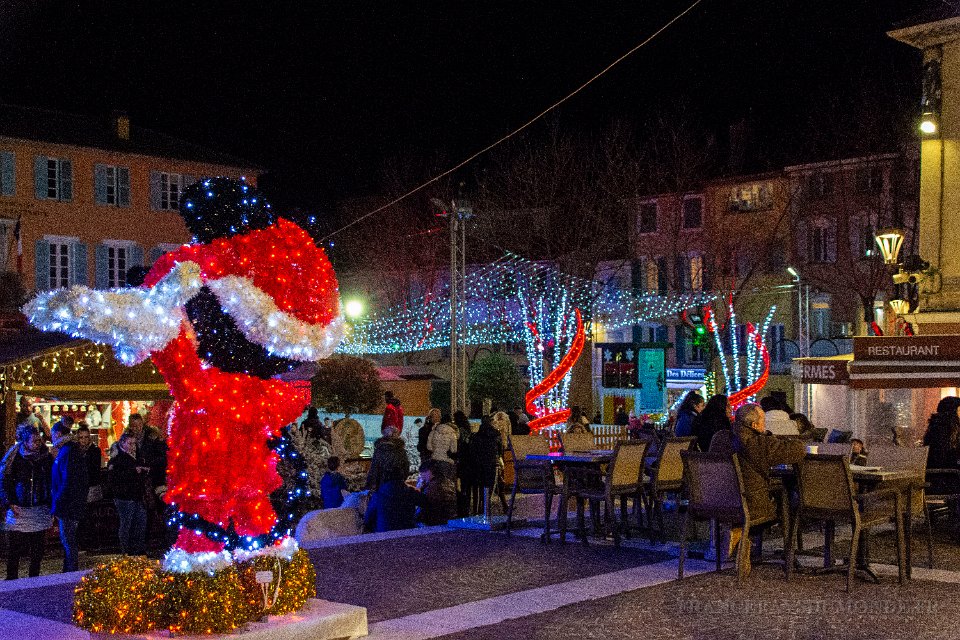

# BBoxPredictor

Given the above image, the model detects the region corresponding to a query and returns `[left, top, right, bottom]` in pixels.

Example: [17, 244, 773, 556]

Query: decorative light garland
[705, 302, 775, 408]
[525, 308, 585, 431]
[338, 253, 714, 355]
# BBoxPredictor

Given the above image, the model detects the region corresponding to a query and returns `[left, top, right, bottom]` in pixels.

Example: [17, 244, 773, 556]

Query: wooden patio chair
[785, 454, 906, 591]
[565, 440, 650, 546]
[559, 431, 595, 453]
[506, 434, 564, 541]
[644, 436, 696, 544]
[865, 445, 932, 570]
[678, 451, 777, 581]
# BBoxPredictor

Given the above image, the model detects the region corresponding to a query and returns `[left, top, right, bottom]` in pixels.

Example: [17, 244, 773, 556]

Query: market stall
[793, 335, 960, 446]
[0, 333, 172, 449]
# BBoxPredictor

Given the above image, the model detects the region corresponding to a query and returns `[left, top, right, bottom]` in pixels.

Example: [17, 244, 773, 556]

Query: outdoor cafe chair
[644, 436, 696, 544]
[785, 454, 906, 591]
[925, 468, 960, 530]
[565, 440, 650, 547]
[865, 445, 933, 569]
[559, 431, 595, 454]
[506, 434, 564, 541]
[678, 451, 776, 581]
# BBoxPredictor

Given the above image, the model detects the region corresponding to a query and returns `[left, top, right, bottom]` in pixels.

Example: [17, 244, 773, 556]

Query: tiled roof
[0, 103, 260, 169]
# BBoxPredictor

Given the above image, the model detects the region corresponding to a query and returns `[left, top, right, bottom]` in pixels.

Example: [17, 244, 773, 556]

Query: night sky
[0, 0, 928, 213]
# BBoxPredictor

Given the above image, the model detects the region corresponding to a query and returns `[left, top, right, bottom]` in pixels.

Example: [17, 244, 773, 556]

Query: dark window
[855, 167, 884, 194]
[682, 197, 703, 229]
[638, 202, 657, 233]
[809, 172, 835, 198]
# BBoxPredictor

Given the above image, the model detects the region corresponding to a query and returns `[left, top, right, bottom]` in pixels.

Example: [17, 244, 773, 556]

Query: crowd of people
[296, 393, 545, 534]
[2, 404, 168, 580]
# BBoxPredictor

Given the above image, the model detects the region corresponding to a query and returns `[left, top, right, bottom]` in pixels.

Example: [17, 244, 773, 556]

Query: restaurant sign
[798, 358, 849, 385]
[854, 335, 960, 361]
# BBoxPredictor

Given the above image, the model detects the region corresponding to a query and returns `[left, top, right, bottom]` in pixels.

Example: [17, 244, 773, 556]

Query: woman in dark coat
[3, 424, 53, 579]
[470, 416, 504, 492]
[924, 396, 960, 469]
[674, 391, 705, 438]
[453, 411, 479, 515]
[692, 394, 732, 452]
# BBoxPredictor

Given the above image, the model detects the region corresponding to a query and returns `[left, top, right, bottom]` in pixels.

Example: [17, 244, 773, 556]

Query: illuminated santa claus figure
[25, 177, 343, 557]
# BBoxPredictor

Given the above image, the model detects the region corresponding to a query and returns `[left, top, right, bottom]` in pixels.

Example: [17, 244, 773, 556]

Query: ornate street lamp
[889, 299, 910, 316]
[874, 228, 905, 266]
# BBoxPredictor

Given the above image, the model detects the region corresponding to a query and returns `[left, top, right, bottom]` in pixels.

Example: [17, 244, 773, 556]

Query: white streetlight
[344, 299, 364, 319]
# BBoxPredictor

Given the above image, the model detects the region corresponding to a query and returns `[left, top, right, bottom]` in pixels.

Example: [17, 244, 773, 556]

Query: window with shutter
[96, 164, 132, 206]
[37, 158, 72, 201]
[117, 168, 130, 206]
[682, 197, 703, 229]
[0, 151, 14, 196]
[48, 241, 71, 288]
[58, 160, 72, 201]
[159, 173, 182, 210]
[638, 201, 657, 233]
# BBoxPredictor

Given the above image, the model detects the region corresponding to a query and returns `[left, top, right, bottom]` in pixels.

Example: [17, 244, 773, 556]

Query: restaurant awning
[792, 336, 960, 390]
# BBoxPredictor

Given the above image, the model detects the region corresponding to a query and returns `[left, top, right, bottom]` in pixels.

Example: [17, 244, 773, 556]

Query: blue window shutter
[117, 167, 130, 207]
[94, 164, 108, 205]
[34, 240, 50, 291]
[701, 260, 711, 292]
[675, 326, 687, 364]
[129, 244, 144, 268]
[150, 171, 161, 210]
[0, 151, 14, 196]
[147, 246, 164, 265]
[825, 222, 837, 263]
[34, 156, 47, 199]
[95, 244, 109, 289]
[656, 258, 667, 294]
[71, 241, 87, 286]
[58, 159, 72, 201]
[655, 325, 668, 343]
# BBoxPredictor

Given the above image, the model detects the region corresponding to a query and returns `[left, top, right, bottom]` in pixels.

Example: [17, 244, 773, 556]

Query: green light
[695, 326, 705, 335]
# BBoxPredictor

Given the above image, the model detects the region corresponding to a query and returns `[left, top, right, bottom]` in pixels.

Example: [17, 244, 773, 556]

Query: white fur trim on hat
[205, 275, 344, 362]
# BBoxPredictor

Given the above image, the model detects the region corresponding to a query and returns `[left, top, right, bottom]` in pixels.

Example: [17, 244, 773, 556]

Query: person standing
[924, 396, 960, 469]
[512, 407, 530, 436]
[470, 416, 504, 514]
[51, 420, 89, 572]
[381, 391, 405, 436]
[418, 408, 441, 462]
[3, 424, 53, 580]
[107, 433, 148, 556]
[301, 407, 323, 442]
[453, 411, 478, 515]
[427, 413, 458, 474]
[75, 425, 103, 502]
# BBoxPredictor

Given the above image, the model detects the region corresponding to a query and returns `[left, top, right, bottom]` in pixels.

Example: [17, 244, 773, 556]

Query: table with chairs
[676, 437, 928, 590]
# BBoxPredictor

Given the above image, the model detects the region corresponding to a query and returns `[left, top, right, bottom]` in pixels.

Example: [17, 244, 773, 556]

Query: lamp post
[874, 227, 929, 331]
[787, 267, 810, 357]
[874, 227, 930, 332]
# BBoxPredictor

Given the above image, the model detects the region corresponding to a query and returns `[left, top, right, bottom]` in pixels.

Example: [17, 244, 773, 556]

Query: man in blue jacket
[51, 421, 89, 572]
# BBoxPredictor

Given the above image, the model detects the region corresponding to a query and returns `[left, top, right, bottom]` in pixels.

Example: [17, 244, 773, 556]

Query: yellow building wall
[0, 136, 258, 293]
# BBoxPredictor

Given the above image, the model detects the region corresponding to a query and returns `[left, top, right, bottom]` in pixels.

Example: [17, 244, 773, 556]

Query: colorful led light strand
[526, 308, 585, 431]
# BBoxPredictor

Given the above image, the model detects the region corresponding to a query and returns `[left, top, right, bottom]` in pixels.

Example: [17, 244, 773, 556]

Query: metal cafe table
[526, 450, 614, 542]
[772, 463, 921, 581]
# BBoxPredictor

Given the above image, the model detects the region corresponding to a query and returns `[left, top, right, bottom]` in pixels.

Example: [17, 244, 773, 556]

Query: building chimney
[111, 110, 130, 141]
